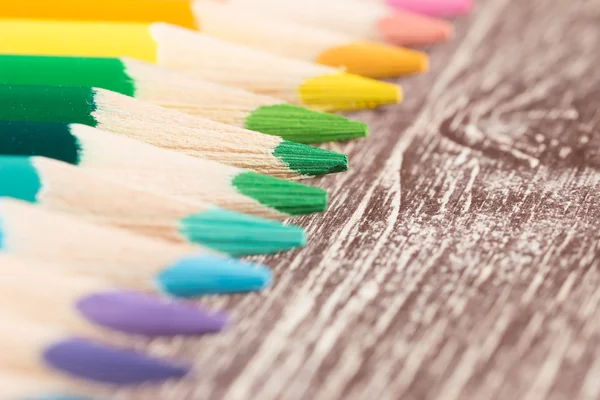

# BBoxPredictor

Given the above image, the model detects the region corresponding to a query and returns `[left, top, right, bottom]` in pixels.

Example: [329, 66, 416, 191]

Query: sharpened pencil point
[387, 0, 474, 17]
[179, 208, 307, 256]
[232, 172, 328, 216]
[274, 141, 348, 176]
[156, 254, 273, 297]
[299, 72, 402, 112]
[43, 338, 189, 384]
[245, 104, 367, 143]
[316, 41, 429, 78]
[77, 291, 229, 336]
[378, 12, 454, 45]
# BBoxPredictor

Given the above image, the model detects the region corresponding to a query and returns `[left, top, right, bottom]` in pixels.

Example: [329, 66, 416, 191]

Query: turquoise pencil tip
[179, 208, 307, 256]
[156, 254, 273, 298]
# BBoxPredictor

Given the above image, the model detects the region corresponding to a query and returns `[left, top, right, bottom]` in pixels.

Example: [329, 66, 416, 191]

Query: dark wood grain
[106, 0, 600, 398]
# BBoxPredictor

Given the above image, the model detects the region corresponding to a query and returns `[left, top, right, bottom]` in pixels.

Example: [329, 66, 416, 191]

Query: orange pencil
[0, 0, 429, 78]
[213, 0, 454, 46]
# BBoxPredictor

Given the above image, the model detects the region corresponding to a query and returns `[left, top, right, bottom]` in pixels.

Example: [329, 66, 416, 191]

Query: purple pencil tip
[76, 291, 229, 337]
[43, 338, 190, 385]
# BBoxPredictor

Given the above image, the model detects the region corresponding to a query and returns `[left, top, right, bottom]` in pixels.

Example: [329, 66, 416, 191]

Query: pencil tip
[316, 41, 429, 78]
[245, 104, 368, 143]
[299, 73, 402, 112]
[77, 291, 229, 336]
[379, 11, 454, 45]
[179, 208, 307, 256]
[232, 171, 328, 216]
[157, 254, 273, 297]
[386, 0, 474, 17]
[274, 140, 348, 176]
[43, 338, 189, 384]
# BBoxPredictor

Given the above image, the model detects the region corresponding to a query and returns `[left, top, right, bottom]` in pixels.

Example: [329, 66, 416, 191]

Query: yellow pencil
[0, 0, 428, 78]
[0, 19, 402, 112]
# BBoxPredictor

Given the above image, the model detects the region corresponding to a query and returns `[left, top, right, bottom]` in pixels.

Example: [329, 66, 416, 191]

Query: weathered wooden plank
[104, 0, 600, 398]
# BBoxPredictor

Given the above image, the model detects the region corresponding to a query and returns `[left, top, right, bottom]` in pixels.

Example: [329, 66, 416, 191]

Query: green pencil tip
[233, 172, 328, 216]
[273, 141, 348, 177]
[245, 104, 368, 143]
[179, 208, 307, 256]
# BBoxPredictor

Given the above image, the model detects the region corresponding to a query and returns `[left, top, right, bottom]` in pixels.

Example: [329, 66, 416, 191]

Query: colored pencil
[0, 255, 229, 337]
[0, 0, 428, 78]
[0, 155, 306, 256]
[1, 369, 91, 400]
[219, 0, 454, 45]
[0, 121, 328, 219]
[0, 198, 273, 298]
[0, 55, 368, 144]
[188, 1, 428, 78]
[373, 0, 474, 17]
[0, 20, 402, 112]
[0, 311, 190, 385]
[0, 84, 348, 177]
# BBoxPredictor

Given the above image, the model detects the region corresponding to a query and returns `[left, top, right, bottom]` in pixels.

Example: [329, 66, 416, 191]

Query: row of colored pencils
[0, 0, 474, 398]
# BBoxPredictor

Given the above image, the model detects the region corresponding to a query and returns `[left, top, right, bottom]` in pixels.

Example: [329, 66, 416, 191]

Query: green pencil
[0, 155, 306, 256]
[0, 84, 348, 179]
[0, 198, 273, 298]
[0, 121, 328, 219]
[0, 55, 368, 144]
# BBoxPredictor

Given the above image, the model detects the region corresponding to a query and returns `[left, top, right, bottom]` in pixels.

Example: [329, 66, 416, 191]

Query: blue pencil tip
[156, 254, 273, 298]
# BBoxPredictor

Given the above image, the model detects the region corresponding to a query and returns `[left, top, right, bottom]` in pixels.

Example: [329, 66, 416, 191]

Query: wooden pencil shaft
[0, 295, 96, 347]
[0, 19, 402, 112]
[195, 1, 356, 60]
[0, 55, 369, 143]
[0, 199, 204, 289]
[0, 311, 97, 371]
[0, 0, 349, 55]
[2, 121, 330, 219]
[214, 0, 454, 47]
[122, 57, 284, 128]
[0, 155, 311, 256]
[0, 256, 110, 317]
[189, 2, 429, 78]
[0, 18, 330, 96]
[216, 0, 388, 39]
[0, 369, 85, 399]
[0, 122, 313, 220]
[0, 305, 192, 385]
[3, 156, 211, 243]
[0, 84, 295, 177]
[0, 54, 282, 126]
[0, 0, 423, 78]
[0, 83, 350, 178]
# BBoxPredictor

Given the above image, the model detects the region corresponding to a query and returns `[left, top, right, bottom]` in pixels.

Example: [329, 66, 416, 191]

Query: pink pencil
[223, 0, 454, 46]
[386, 0, 474, 17]
[379, 9, 454, 45]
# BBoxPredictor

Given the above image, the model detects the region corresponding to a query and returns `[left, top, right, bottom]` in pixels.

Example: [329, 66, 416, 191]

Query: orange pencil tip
[316, 41, 429, 78]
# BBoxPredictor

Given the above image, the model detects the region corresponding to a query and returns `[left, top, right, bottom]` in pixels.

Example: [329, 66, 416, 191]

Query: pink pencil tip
[386, 0, 474, 17]
[378, 11, 454, 46]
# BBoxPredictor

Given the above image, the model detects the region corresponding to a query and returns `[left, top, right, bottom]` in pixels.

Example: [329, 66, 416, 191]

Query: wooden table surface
[108, 0, 600, 398]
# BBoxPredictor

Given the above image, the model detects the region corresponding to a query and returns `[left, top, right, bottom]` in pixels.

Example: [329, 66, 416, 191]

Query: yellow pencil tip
[299, 72, 402, 112]
[316, 41, 429, 78]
